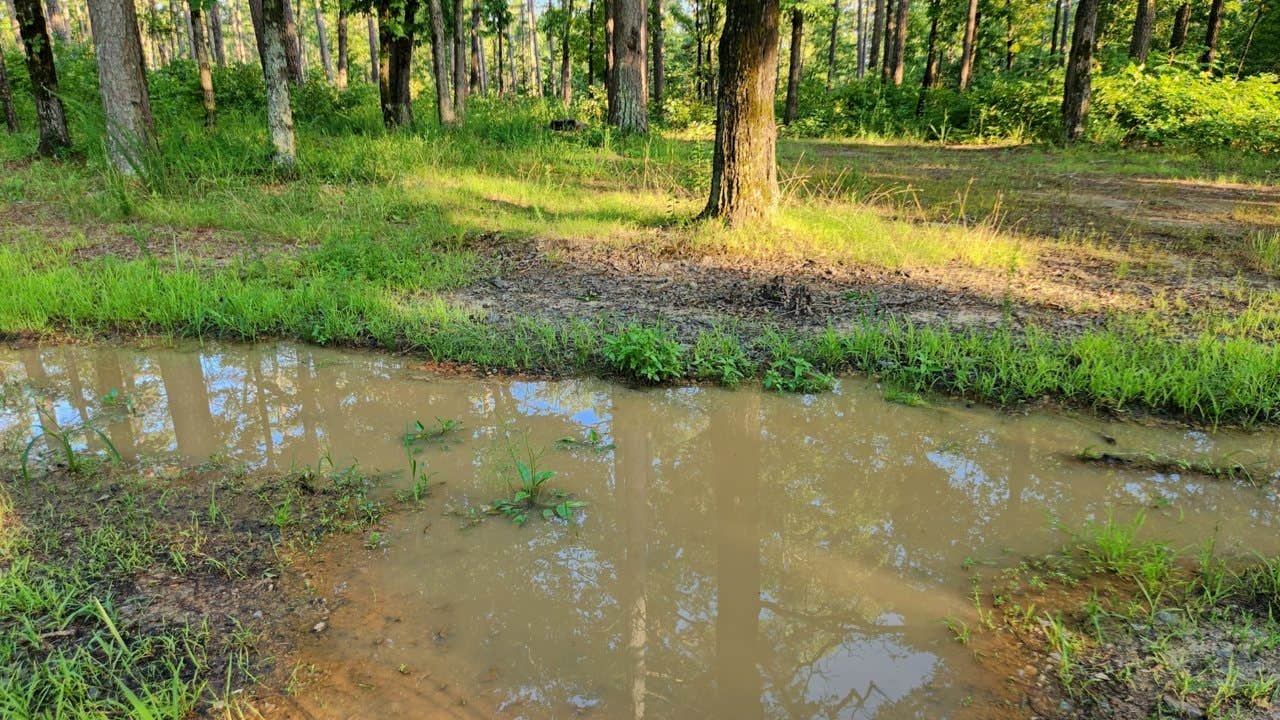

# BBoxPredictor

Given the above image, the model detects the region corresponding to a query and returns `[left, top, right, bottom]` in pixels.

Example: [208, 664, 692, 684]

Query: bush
[601, 324, 685, 384]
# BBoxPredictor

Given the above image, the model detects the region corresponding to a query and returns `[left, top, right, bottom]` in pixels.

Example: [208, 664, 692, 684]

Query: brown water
[4, 343, 1280, 719]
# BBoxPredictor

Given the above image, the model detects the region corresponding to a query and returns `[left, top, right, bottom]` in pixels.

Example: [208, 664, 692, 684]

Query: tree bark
[209, 1, 226, 64]
[335, 2, 347, 87]
[586, 0, 594, 84]
[377, 0, 416, 126]
[783, 8, 801, 124]
[281, 0, 302, 81]
[251, 0, 296, 166]
[0, 51, 19, 133]
[827, 0, 838, 85]
[1057, 0, 1068, 64]
[1061, 0, 1098, 142]
[1234, 0, 1264, 77]
[650, 0, 662, 112]
[14, 0, 71, 155]
[887, 0, 906, 84]
[312, 0, 334, 82]
[4, 0, 21, 47]
[604, 0, 614, 104]
[702, 0, 779, 224]
[366, 13, 377, 82]
[44, 0, 70, 42]
[526, 0, 541, 93]
[919, 0, 938, 88]
[559, 0, 571, 103]
[232, 0, 248, 62]
[1169, 2, 1188, 50]
[606, 0, 645, 131]
[1198, 0, 1223, 67]
[470, 0, 486, 93]
[1050, 0, 1061, 55]
[189, 0, 217, 125]
[453, 0, 466, 112]
[958, 0, 977, 89]
[1127, 0, 1152, 63]
[426, 0, 454, 122]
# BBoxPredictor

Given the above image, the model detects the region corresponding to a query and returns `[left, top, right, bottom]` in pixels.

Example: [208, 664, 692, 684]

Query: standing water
[3, 343, 1279, 719]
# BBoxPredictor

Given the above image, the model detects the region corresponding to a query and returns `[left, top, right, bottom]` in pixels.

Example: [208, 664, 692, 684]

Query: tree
[1061, 0, 1099, 142]
[471, 0, 487, 94]
[367, 13, 378, 82]
[607, 0, 647, 131]
[702, 0, 780, 224]
[336, 1, 349, 87]
[867, 0, 883, 79]
[0, 52, 18, 133]
[560, 0, 572, 103]
[189, 0, 217, 125]
[313, 0, 335, 82]
[1169, 2, 1189, 49]
[426, 0, 455, 122]
[783, 7, 801, 124]
[453, 0, 467, 113]
[209, 1, 227, 64]
[44, 0, 70, 42]
[825, 0, 837, 85]
[886, 0, 906, 84]
[917, 0, 939, 115]
[250, 0, 297, 166]
[1128, 0, 1152, 63]
[957, 0, 977, 89]
[281, 0, 304, 81]
[377, 0, 419, 126]
[1199, 0, 1224, 67]
[650, 0, 663, 113]
[13, 0, 72, 155]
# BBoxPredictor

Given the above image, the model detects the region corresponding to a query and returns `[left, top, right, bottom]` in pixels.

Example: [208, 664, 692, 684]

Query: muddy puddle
[3, 343, 1280, 719]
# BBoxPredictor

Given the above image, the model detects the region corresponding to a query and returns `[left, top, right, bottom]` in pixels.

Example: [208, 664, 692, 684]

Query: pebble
[312, 621, 327, 633]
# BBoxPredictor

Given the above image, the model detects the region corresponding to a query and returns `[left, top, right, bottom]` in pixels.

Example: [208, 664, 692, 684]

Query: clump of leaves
[486, 439, 585, 526]
[690, 328, 755, 387]
[601, 324, 685, 384]
[402, 417, 462, 448]
[763, 356, 835, 393]
[883, 385, 927, 407]
[555, 428, 615, 453]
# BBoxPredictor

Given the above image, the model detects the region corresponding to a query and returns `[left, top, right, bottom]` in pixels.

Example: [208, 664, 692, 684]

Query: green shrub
[763, 356, 835, 394]
[690, 328, 755, 387]
[601, 324, 685, 384]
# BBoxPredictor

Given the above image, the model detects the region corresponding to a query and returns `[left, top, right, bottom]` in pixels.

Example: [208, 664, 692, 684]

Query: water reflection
[3, 343, 1280, 719]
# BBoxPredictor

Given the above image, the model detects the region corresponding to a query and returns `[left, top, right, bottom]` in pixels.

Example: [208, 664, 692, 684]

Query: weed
[763, 356, 835, 393]
[402, 417, 462, 448]
[601, 324, 685, 384]
[486, 435, 584, 526]
[1076, 446, 1264, 484]
[21, 407, 121, 481]
[555, 428, 615, 453]
[690, 328, 754, 387]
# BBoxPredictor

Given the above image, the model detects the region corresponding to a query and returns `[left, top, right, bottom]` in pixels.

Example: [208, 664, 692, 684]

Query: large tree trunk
[1169, 2, 1189, 49]
[1127, 0, 1152, 63]
[251, 0, 297, 166]
[13, 0, 71, 155]
[209, 1, 227, 65]
[453, 0, 466, 113]
[1198, 0, 1223, 67]
[958, 0, 977, 89]
[1061, 0, 1099, 142]
[559, 0, 571, 103]
[335, 3, 347, 87]
[44, 0, 70, 41]
[701, 0, 779, 224]
[377, 0, 416, 126]
[607, 0, 646, 131]
[0, 51, 19, 133]
[427, 0, 454, 122]
[650, 0, 662, 113]
[826, 0, 838, 85]
[470, 0, 486, 94]
[4, 0, 21, 47]
[887, 0, 906, 84]
[366, 13, 377, 82]
[189, 0, 218, 125]
[783, 9, 801, 124]
[281, 0, 303, 81]
[312, 0, 334, 82]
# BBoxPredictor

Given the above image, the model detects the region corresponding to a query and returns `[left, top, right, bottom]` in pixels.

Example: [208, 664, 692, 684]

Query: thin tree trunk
[867, 0, 883, 78]
[0, 46, 19, 132]
[281, 0, 302, 81]
[1127, 0, 1152, 63]
[650, 0, 662, 112]
[879, 0, 892, 79]
[377, 0, 416, 126]
[1169, 2, 1188, 50]
[335, 2, 347, 87]
[958, 0, 977, 89]
[1199, 0, 1223, 67]
[527, 0, 541, 93]
[251, 0, 296, 165]
[1004, 0, 1013, 70]
[1057, 0, 1068, 63]
[496, 16, 505, 92]
[453, 0, 466, 112]
[559, 0, 571, 103]
[470, 0, 486, 94]
[1050, 0, 1061, 55]
[44, 0, 70, 41]
[183, 0, 197, 57]
[701, 0, 779, 224]
[606, 0, 645, 131]
[13, 0, 71, 155]
[427, 0, 454, 122]
[190, 0, 217, 125]
[826, 0, 838, 85]
[232, 0, 248, 62]
[1061, 0, 1099, 142]
[693, 0, 700, 94]
[366, 13, 377, 82]
[916, 0, 937, 115]
[783, 9, 801, 124]
[210, 1, 227, 64]
[586, 0, 594, 84]
[888, 0, 906, 84]
[1234, 0, 1264, 78]
[506, 18, 515, 89]
[312, 0, 333, 82]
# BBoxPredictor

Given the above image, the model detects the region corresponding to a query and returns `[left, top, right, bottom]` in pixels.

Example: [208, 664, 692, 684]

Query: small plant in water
[486, 436, 585, 526]
[395, 453, 436, 505]
[601, 324, 685, 384]
[763, 356, 834, 394]
[402, 417, 462, 448]
[555, 428, 615, 453]
[21, 407, 122, 481]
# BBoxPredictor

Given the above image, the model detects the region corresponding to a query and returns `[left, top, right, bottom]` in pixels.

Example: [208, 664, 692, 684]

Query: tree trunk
[827, 0, 838, 85]
[650, 0, 662, 113]
[232, 0, 248, 61]
[496, 16, 505, 92]
[879, 0, 892, 79]
[1057, 0, 1068, 64]
[335, 3, 347, 87]
[281, 0, 302, 81]
[1050, 0, 1061, 55]
[1127, 0, 1152, 63]
[586, 0, 595, 84]
[1198, 0, 1223, 67]
[1234, 0, 1264, 78]
[888, 0, 906, 84]
[377, 0, 416, 126]
[312, 0, 334, 82]
[958, 0, 977, 89]
[210, 1, 227, 65]
[366, 13, 377, 82]
[189, 0, 217, 125]
[606, 0, 645, 131]
[427, 0, 454, 122]
[605, 0, 615, 104]
[783, 9, 801, 124]
[13, 0, 71, 155]
[919, 0, 938, 88]
[44, 0, 70, 41]
[526, 0, 541, 93]
[251, 0, 296, 166]
[453, 0, 466, 113]
[1169, 2, 1188, 50]
[702, 0, 779, 224]
[505, 18, 515, 89]
[0, 51, 19, 133]
[559, 0, 571, 103]
[1061, 0, 1098, 142]
[867, 0, 883, 79]
[1004, 0, 1013, 70]
[4, 0, 21, 47]
[470, 0, 486, 94]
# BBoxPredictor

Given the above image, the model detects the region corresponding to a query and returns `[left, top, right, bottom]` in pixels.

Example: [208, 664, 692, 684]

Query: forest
[2, 0, 1280, 717]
